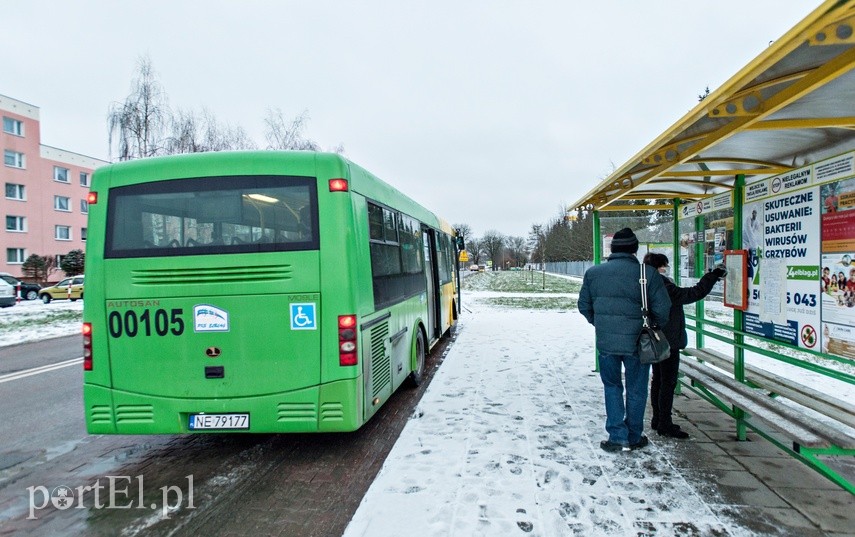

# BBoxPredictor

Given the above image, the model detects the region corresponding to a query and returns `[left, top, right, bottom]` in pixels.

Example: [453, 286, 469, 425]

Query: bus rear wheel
[408, 329, 426, 387]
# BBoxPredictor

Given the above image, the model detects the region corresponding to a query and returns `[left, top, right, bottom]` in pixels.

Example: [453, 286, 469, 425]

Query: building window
[54, 196, 70, 211]
[5, 183, 25, 200]
[80, 199, 89, 214]
[82, 227, 87, 241]
[6, 216, 25, 232]
[7, 248, 25, 264]
[55, 225, 71, 240]
[80, 172, 89, 186]
[4, 150, 25, 169]
[54, 166, 70, 183]
[3, 117, 24, 136]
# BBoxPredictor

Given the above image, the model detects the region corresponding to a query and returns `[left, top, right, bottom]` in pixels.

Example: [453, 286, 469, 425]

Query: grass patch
[0, 310, 82, 332]
[463, 271, 580, 293]
[483, 297, 578, 310]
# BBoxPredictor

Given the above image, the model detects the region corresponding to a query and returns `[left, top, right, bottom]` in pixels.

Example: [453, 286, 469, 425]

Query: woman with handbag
[642, 253, 726, 438]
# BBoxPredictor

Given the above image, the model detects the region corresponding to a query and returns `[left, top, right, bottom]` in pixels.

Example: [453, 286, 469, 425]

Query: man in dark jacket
[578, 228, 671, 452]
[642, 253, 726, 438]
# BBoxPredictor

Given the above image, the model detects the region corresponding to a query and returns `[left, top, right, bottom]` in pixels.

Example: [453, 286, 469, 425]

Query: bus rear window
[105, 175, 319, 258]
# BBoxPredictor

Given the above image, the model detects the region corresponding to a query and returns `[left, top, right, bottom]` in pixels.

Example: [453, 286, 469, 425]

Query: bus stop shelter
[571, 0, 855, 493]
[573, 0, 855, 216]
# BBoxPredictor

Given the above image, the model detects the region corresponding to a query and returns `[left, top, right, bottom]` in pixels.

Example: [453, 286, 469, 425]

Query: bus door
[422, 227, 441, 342]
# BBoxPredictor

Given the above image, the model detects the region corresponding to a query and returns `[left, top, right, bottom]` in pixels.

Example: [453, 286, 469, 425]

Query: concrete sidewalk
[667, 387, 854, 536]
[344, 301, 855, 537]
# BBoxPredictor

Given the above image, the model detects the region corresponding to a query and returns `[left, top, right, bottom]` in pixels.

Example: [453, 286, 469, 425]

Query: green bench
[680, 347, 855, 453]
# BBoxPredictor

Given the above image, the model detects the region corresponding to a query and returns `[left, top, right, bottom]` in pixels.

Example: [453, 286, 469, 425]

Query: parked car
[469, 265, 480, 271]
[0, 272, 42, 301]
[39, 275, 84, 303]
[0, 279, 15, 308]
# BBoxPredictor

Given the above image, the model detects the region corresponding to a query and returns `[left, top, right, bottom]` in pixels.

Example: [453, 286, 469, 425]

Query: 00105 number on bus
[108, 309, 185, 338]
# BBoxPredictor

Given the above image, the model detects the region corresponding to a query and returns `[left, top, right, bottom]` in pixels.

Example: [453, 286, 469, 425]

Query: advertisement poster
[742, 150, 855, 354]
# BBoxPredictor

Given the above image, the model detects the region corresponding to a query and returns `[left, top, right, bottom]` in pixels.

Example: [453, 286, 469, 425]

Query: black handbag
[637, 263, 670, 364]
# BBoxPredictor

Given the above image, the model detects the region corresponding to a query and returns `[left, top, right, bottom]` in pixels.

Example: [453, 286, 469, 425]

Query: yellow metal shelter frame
[572, 0, 855, 213]
[571, 0, 855, 494]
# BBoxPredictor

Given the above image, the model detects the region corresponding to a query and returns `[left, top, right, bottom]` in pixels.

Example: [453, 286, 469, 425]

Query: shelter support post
[672, 199, 681, 285]
[672, 199, 684, 396]
[694, 215, 705, 348]
[733, 173, 747, 440]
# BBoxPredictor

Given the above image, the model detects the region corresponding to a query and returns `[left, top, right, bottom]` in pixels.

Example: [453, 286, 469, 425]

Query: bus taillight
[329, 178, 348, 192]
[87, 192, 98, 204]
[82, 323, 93, 371]
[338, 315, 358, 366]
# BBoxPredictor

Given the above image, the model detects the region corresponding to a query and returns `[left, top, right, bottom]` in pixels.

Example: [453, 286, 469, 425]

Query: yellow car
[39, 275, 84, 303]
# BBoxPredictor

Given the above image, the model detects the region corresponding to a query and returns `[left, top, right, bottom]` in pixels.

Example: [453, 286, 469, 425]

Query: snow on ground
[343, 271, 853, 537]
[345, 273, 745, 537]
[1, 272, 851, 535]
[0, 298, 83, 348]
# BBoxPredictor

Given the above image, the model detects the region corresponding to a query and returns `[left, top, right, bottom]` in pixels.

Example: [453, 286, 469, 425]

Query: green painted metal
[680, 379, 855, 494]
[672, 199, 681, 285]
[732, 174, 748, 440]
[83, 151, 456, 434]
[587, 193, 854, 494]
[685, 315, 855, 383]
[694, 215, 705, 349]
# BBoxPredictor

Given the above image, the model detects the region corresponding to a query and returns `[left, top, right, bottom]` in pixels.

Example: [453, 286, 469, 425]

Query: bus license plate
[189, 413, 250, 430]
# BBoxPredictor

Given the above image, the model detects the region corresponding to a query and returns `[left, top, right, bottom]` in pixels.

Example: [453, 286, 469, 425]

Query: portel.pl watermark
[27, 475, 195, 520]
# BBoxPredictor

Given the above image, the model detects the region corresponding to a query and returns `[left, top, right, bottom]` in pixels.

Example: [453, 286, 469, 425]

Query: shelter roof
[572, 0, 855, 212]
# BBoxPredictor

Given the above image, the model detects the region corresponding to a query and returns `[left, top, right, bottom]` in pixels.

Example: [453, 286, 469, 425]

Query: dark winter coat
[660, 270, 720, 349]
[578, 253, 671, 355]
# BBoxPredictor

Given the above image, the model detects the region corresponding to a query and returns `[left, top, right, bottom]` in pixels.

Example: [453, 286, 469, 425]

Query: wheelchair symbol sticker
[290, 303, 317, 330]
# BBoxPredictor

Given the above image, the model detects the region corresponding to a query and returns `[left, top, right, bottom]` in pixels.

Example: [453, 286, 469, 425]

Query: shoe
[629, 435, 649, 450]
[657, 424, 689, 439]
[600, 440, 630, 453]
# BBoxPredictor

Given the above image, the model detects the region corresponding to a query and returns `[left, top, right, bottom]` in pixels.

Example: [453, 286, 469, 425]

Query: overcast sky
[6, 1, 815, 239]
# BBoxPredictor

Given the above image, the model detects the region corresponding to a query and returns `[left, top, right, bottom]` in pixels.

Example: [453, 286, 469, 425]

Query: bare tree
[264, 108, 321, 150]
[109, 58, 338, 160]
[167, 108, 257, 154]
[505, 236, 528, 267]
[466, 237, 484, 266]
[108, 56, 169, 160]
[453, 223, 472, 241]
[481, 230, 506, 271]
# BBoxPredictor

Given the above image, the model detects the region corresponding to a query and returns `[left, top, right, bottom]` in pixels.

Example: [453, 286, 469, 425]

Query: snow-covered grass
[0, 298, 83, 348]
[463, 270, 581, 294]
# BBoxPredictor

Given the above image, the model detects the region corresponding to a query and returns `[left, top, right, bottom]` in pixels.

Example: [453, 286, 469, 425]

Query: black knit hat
[611, 228, 639, 254]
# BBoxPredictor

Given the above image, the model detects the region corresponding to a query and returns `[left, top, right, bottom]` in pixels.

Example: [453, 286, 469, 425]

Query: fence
[543, 261, 593, 277]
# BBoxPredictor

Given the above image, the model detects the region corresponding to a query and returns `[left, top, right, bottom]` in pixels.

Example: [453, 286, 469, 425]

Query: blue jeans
[598, 352, 651, 446]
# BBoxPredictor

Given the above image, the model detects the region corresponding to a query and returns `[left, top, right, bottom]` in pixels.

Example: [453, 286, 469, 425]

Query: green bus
[83, 151, 460, 433]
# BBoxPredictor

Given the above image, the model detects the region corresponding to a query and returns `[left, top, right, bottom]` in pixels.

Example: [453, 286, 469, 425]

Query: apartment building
[1, 94, 108, 280]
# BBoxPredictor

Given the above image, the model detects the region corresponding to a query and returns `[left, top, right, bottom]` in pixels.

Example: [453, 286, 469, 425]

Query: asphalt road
[0, 331, 455, 536]
[1, 336, 85, 455]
